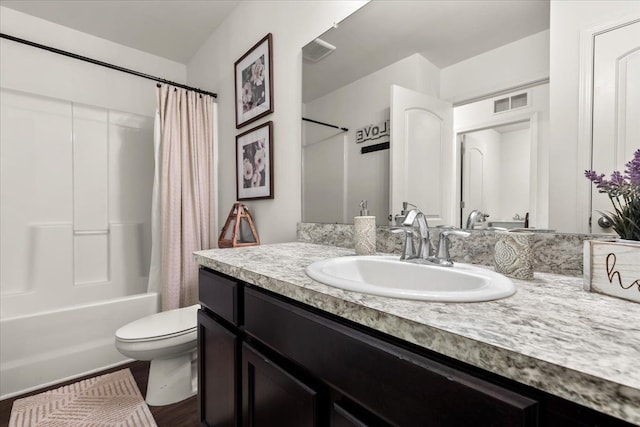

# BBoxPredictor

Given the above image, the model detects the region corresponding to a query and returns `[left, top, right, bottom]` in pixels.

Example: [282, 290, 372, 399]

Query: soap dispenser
[354, 200, 376, 255]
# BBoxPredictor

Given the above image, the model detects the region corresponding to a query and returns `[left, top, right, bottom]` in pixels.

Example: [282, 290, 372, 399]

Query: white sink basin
[305, 256, 516, 302]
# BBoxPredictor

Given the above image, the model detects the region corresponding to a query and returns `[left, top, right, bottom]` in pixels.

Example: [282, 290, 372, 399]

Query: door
[390, 85, 453, 227]
[242, 343, 318, 427]
[591, 19, 640, 233]
[198, 310, 239, 427]
[461, 135, 486, 227]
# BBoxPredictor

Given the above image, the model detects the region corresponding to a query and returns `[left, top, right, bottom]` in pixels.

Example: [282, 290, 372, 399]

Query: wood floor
[0, 361, 198, 427]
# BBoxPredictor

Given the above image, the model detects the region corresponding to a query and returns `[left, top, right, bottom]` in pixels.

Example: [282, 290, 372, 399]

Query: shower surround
[0, 89, 158, 398]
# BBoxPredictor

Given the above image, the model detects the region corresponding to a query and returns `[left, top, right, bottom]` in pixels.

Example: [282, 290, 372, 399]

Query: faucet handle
[435, 230, 470, 264]
[390, 227, 416, 260]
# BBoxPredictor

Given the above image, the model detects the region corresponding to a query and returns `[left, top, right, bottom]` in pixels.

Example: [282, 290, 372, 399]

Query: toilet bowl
[115, 304, 200, 406]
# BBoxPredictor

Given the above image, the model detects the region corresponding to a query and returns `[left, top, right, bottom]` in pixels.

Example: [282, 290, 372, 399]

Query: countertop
[194, 242, 640, 424]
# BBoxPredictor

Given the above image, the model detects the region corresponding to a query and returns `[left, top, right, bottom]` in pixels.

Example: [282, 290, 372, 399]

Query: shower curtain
[154, 85, 217, 310]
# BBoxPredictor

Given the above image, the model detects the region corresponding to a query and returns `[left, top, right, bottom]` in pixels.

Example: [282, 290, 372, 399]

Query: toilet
[115, 304, 200, 406]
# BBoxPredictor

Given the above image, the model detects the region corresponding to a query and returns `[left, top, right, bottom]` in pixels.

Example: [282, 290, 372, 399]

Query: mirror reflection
[302, 0, 551, 229]
[461, 121, 531, 229]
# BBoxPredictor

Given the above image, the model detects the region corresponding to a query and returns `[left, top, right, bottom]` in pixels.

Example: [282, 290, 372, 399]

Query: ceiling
[1, 0, 550, 91]
[0, 0, 240, 63]
[303, 0, 550, 102]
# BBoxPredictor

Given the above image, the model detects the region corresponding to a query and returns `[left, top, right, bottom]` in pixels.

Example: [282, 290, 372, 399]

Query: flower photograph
[236, 121, 273, 200]
[241, 55, 266, 113]
[242, 137, 266, 189]
[235, 33, 273, 128]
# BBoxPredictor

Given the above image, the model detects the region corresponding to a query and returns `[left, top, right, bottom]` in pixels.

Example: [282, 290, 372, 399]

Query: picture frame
[236, 121, 273, 200]
[235, 33, 273, 129]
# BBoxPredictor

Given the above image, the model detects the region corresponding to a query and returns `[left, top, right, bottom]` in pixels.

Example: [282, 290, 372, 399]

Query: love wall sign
[584, 240, 640, 304]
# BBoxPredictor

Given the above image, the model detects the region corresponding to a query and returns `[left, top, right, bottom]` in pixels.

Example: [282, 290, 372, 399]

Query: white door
[591, 19, 640, 233]
[390, 85, 453, 227]
[461, 135, 486, 227]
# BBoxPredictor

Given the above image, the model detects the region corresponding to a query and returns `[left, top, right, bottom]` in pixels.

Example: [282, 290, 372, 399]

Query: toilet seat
[115, 304, 199, 342]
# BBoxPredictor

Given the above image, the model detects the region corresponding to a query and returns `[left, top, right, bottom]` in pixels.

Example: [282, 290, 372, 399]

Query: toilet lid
[116, 304, 200, 342]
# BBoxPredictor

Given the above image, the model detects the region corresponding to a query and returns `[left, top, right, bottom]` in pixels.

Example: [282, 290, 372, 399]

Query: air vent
[303, 38, 336, 63]
[493, 92, 529, 114]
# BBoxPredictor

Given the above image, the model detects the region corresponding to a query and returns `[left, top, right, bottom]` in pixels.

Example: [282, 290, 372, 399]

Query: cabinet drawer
[244, 288, 538, 427]
[199, 268, 240, 325]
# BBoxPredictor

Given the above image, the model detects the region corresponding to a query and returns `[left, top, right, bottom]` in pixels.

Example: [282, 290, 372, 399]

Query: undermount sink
[305, 256, 516, 302]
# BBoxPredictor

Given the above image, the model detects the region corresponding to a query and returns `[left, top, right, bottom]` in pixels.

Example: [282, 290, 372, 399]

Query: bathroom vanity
[195, 243, 639, 426]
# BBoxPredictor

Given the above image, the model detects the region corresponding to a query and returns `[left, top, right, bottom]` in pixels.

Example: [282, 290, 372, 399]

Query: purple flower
[625, 149, 640, 185]
[585, 149, 640, 240]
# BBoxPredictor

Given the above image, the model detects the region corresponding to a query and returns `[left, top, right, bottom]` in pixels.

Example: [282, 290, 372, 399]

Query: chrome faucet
[390, 207, 431, 260]
[465, 210, 489, 229]
[392, 207, 470, 266]
[402, 208, 432, 259]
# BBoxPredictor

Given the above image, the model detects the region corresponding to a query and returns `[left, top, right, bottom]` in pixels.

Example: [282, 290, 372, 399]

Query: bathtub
[0, 291, 159, 399]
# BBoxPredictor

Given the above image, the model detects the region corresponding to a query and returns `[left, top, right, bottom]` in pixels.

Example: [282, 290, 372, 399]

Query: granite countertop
[194, 242, 640, 424]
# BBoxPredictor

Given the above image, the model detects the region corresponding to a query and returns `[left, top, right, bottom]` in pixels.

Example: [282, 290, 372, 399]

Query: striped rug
[9, 368, 157, 427]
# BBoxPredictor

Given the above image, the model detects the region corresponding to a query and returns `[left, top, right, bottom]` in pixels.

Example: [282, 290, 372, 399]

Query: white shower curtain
[147, 111, 162, 295]
[154, 85, 217, 310]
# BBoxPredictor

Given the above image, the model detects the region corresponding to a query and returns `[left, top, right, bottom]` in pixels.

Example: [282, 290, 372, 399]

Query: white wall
[441, 30, 549, 104]
[549, 1, 640, 233]
[187, 1, 368, 243]
[303, 53, 440, 225]
[499, 128, 531, 221]
[0, 7, 186, 115]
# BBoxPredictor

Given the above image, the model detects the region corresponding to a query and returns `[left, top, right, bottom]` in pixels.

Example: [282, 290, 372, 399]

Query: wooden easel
[218, 203, 260, 248]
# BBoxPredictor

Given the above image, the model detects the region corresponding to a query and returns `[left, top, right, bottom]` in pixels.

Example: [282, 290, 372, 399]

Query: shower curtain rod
[0, 33, 218, 99]
[302, 117, 348, 132]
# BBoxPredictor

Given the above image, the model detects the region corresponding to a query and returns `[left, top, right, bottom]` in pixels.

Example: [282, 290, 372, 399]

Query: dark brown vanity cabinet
[198, 268, 320, 427]
[198, 267, 634, 427]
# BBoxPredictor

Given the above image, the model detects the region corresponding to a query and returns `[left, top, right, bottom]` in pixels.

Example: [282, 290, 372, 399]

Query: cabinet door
[242, 343, 317, 427]
[198, 310, 239, 427]
[331, 401, 389, 427]
[332, 405, 367, 427]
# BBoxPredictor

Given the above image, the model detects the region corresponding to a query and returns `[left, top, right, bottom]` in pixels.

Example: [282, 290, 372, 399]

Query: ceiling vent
[494, 92, 529, 114]
[303, 38, 336, 63]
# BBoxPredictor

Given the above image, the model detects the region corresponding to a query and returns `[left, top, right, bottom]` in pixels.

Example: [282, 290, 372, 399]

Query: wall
[303, 53, 440, 225]
[187, 1, 368, 243]
[499, 128, 531, 221]
[441, 30, 549, 104]
[549, 1, 640, 233]
[0, 7, 186, 115]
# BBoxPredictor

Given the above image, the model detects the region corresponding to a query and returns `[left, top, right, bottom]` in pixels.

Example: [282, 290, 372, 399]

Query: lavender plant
[585, 149, 640, 241]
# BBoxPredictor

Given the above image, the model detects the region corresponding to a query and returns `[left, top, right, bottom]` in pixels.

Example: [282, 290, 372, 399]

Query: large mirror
[301, 0, 551, 229]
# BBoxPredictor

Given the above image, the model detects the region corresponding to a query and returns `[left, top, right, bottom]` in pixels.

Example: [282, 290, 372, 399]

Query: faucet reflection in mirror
[466, 210, 489, 230]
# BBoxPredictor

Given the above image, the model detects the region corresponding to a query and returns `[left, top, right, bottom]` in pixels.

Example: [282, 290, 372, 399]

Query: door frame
[577, 15, 640, 233]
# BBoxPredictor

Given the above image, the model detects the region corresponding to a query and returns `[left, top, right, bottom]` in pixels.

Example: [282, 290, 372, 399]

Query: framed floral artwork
[236, 121, 273, 200]
[234, 33, 273, 129]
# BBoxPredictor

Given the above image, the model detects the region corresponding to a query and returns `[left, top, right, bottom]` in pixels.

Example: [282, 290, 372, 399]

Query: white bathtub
[0, 291, 159, 399]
